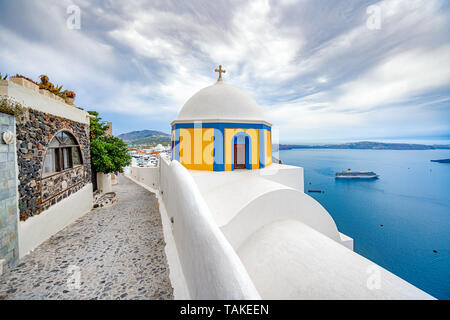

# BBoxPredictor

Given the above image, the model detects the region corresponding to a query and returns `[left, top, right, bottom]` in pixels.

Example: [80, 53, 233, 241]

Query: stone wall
[105, 122, 112, 137]
[15, 108, 91, 221]
[40, 166, 86, 211]
[0, 112, 19, 269]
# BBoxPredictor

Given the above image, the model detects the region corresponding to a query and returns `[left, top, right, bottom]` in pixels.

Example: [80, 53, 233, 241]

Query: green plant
[90, 136, 131, 174]
[88, 111, 110, 139]
[38, 75, 76, 101]
[57, 91, 67, 99]
[38, 74, 54, 92]
[0, 73, 8, 80]
[50, 84, 63, 95]
[39, 75, 49, 85]
[12, 74, 38, 85]
[64, 90, 76, 99]
[0, 96, 26, 117]
[88, 110, 131, 174]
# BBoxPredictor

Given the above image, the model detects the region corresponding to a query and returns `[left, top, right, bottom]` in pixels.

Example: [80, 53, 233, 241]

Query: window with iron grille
[43, 131, 83, 176]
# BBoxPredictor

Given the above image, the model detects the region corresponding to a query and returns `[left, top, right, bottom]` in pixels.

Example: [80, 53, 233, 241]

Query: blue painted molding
[259, 129, 265, 168]
[231, 131, 252, 170]
[174, 128, 180, 161]
[172, 122, 272, 131]
[213, 128, 224, 171]
[172, 122, 269, 171]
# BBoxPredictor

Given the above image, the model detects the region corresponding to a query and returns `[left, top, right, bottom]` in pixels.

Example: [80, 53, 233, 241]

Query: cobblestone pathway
[0, 176, 173, 300]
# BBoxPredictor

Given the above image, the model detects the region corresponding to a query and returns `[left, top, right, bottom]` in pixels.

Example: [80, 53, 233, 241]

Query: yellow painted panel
[180, 128, 214, 171]
[246, 128, 259, 169]
[180, 128, 193, 166]
[193, 128, 203, 165]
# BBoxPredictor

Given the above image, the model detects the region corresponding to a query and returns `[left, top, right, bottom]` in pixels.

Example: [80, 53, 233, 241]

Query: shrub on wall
[88, 111, 109, 139]
[7, 73, 77, 103]
[0, 96, 26, 117]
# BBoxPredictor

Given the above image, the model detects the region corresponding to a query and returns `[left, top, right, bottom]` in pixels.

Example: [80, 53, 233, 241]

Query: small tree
[88, 111, 131, 174]
[88, 111, 109, 139]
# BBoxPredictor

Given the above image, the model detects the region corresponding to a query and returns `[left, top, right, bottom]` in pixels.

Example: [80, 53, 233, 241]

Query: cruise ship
[335, 169, 379, 179]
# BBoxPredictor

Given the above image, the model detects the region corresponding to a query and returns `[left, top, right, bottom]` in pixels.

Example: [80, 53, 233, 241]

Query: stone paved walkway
[0, 175, 173, 300]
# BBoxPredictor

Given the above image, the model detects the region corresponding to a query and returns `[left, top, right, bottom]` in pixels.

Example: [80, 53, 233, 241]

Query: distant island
[279, 141, 450, 151]
[117, 129, 170, 146]
[431, 159, 450, 163]
[118, 133, 450, 151]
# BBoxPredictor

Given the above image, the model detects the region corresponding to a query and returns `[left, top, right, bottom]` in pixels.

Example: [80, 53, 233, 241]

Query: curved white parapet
[222, 186, 341, 250]
[159, 157, 260, 300]
[195, 173, 341, 249]
[238, 220, 434, 300]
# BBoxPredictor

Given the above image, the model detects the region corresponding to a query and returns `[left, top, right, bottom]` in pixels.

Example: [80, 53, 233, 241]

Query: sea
[279, 149, 450, 299]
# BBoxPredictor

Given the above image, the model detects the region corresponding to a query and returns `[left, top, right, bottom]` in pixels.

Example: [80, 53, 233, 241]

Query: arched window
[43, 131, 83, 176]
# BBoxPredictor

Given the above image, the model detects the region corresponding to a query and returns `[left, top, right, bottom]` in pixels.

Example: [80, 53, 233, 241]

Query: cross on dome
[214, 65, 226, 82]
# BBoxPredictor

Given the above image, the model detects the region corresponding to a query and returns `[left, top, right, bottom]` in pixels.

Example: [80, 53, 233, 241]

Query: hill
[431, 159, 450, 163]
[117, 130, 170, 145]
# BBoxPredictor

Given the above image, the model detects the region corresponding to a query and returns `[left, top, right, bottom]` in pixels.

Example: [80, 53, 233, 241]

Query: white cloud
[0, 0, 448, 140]
[108, 0, 304, 96]
[334, 45, 450, 111]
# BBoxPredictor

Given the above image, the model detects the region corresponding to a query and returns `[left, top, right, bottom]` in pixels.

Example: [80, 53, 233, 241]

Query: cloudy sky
[0, 0, 449, 143]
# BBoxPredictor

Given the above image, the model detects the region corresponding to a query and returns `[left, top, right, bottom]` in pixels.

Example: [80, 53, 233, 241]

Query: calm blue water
[279, 149, 450, 299]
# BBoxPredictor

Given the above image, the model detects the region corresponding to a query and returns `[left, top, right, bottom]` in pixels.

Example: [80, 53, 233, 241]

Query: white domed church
[136, 66, 434, 300]
[171, 66, 272, 171]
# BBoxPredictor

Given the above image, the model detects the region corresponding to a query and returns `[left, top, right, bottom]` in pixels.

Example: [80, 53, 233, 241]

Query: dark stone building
[0, 78, 93, 267]
[15, 108, 91, 220]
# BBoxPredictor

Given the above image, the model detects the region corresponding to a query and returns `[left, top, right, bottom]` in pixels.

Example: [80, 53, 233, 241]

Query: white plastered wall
[129, 166, 159, 189]
[18, 183, 93, 258]
[0, 80, 90, 125]
[159, 157, 260, 300]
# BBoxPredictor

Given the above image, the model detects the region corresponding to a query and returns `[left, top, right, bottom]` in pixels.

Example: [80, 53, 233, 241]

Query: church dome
[176, 81, 266, 122]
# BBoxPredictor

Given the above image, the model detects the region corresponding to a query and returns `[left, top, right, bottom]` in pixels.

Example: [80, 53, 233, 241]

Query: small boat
[335, 169, 378, 179]
[308, 190, 324, 193]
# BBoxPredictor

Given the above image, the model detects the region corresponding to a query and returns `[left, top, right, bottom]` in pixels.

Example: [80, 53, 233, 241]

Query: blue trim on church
[172, 122, 271, 131]
[213, 128, 224, 171]
[259, 128, 265, 169]
[231, 132, 252, 170]
[174, 128, 180, 161]
[171, 121, 271, 171]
